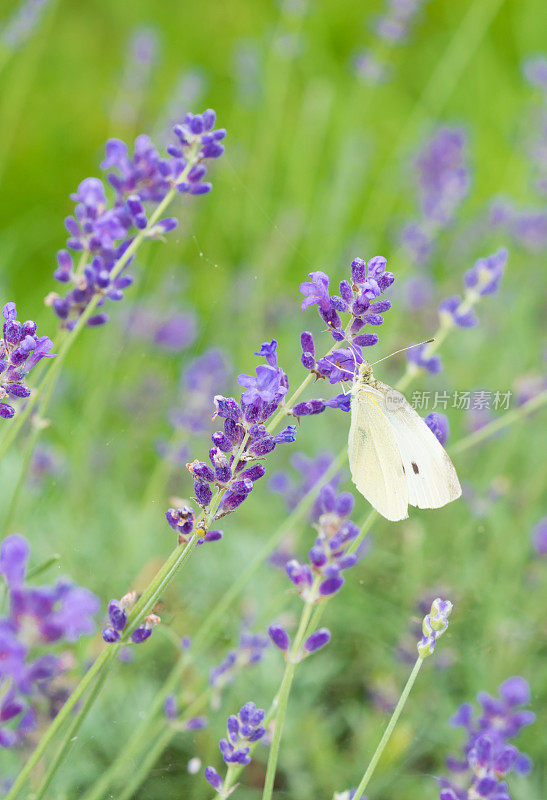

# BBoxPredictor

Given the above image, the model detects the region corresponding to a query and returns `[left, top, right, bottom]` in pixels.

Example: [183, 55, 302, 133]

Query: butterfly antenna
[369, 338, 434, 367]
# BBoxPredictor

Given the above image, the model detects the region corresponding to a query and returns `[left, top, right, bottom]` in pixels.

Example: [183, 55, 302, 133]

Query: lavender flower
[408, 248, 508, 375]
[209, 630, 269, 704]
[102, 591, 160, 645]
[184, 340, 296, 530]
[294, 256, 394, 417]
[283, 489, 360, 601]
[523, 55, 547, 91]
[47, 110, 225, 330]
[353, 50, 389, 85]
[125, 303, 197, 351]
[271, 487, 365, 661]
[0, 535, 99, 747]
[167, 348, 231, 439]
[373, 0, 428, 45]
[269, 451, 343, 520]
[165, 505, 222, 547]
[402, 127, 470, 266]
[425, 412, 449, 446]
[0, 0, 50, 50]
[439, 248, 508, 328]
[353, 0, 430, 85]
[416, 127, 470, 227]
[395, 592, 454, 668]
[490, 199, 547, 253]
[219, 701, 266, 765]
[417, 598, 452, 658]
[205, 702, 266, 793]
[439, 677, 535, 799]
[531, 516, 547, 555]
[110, 26, 159, 127]
[522, 55, 547, 193]
[0, 302, 55, 419]
[302, 627, 331, 654]
[300, 256, 393, 349]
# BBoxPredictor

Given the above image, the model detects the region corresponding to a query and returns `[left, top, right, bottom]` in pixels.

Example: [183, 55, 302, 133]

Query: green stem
[26, 553, 61, 580]
[451, 389, 547, 455]
[220, 764, 240, 799]
[1, 420, 43, 537]
[352, 657, 424, 800]
[115, 722, 174, 800]
[261, 583, 318, 800]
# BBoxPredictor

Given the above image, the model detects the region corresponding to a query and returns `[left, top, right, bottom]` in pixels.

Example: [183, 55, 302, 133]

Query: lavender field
[0, 1, 545, 798]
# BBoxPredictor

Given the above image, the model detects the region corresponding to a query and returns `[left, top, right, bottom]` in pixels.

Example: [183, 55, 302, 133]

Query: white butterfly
[348, 361, 462, 521]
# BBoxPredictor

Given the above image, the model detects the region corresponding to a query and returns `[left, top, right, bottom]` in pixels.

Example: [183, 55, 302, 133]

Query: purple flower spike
[278, 485, 362, 604]
[212, 701, 266, 774]
[186, 716, 208, 730]
[406, 342, 442, 375]
[163, 695, 178, 720]
[268, 624, 290, 651]
[50, 110, 225, 330]
[532, 517, 547, 556]
[303, 627, 331, 654]
[464, 248, 508, 296]
[0, 534, 30, 587]
[425, 412, 449, 445]
[102, 627, 121, 643]
[440, 675, 534, 800]
[1, 305, 56, 418]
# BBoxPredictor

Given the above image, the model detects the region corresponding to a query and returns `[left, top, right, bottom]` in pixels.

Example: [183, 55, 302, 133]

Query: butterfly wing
[374, 381, 462, 510]
[349, 386, 409, 521]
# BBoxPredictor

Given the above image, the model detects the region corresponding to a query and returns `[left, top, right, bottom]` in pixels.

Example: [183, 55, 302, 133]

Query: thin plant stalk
[451, 389, 547, 454]
[261, 577, 320, 800]
[352, 656, 424, 800]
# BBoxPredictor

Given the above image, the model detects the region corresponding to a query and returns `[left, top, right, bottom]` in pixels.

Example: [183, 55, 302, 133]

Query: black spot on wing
[411, 462, 419, 474]
[401, 463, 405, 474]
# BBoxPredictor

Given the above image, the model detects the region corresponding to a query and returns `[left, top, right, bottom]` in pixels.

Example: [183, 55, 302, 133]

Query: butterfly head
[357, 361, 374, 384]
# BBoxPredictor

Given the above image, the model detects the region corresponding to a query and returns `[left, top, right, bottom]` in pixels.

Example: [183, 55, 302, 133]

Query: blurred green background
[0, 0, 546, 797]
